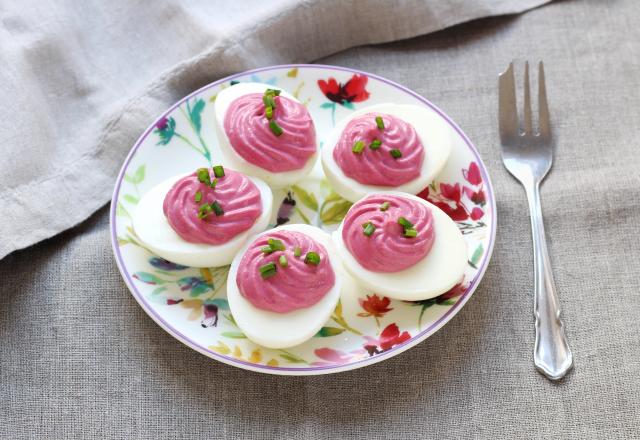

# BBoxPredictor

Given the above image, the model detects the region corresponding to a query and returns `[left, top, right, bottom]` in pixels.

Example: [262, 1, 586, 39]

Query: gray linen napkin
[0, 0, 549, 259]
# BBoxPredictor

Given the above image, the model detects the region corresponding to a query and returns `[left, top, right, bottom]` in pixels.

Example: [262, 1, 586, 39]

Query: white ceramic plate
[110, 64, 496, 375]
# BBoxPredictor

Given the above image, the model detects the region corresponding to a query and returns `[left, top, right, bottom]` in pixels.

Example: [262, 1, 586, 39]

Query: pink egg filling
[237, 231, 335, 313]
[163, 168, 262, 245]
[223, 93, 316, 172]
[342, 194, 435, 273]
[333, 113, 424, 186]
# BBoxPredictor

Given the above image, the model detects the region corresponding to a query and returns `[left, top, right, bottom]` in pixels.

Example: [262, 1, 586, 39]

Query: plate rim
[109, 63, 497, 375]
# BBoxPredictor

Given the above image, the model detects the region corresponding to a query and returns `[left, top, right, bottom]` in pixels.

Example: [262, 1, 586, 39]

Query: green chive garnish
[269, 120, 283, 136]
[265, 88, 281, 96]
[261, 246, 273, 254]
[362, 222, 376, 237]
[278, 255, 288, 267]
[210, 178, 218, 189]
[404, 228, 417, 238]
[352, 140, 365, 154]
[390, 149, 402, 159]
[398, 217, 414, 229]
[263, 94, 276, 108]
[265, 105, 273, 119]
[197, 203, 213, 219]
[267, 238, 285, 252]
[304, 252, 320, 266]
[212, 165, 225, 178]
[194, 191, 202, 203]
[380, 201, 390, 211]
[259, 262, 277, 279]
[398, 216, 417, 237]
[369, 139, 382, 150]
[196, 168, 210, 185]
[211, 201, 224, 216]
[230, 80, 240, 86]
[375, 116, 385, 130]
[294, 246, 302, 257]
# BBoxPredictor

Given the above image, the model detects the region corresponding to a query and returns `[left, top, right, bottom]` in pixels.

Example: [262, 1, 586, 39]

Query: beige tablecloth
[3, 0, 640, 438]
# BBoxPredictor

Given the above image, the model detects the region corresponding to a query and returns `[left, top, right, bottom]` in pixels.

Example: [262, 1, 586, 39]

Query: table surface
[2, 0, 640, 438]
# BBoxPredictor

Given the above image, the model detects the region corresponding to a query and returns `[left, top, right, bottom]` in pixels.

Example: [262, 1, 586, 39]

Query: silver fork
[499, 61, 573, 381]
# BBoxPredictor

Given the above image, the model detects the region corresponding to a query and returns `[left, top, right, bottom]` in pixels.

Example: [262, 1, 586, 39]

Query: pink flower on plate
[440, 183, 462, 203]
[438, 281, 467, 301]
[463, 161, 483, 185]
[312, 347, 367, 366]
[463, 187, 486, 206]
[363, 323, 411, 356]
[470, 207, 484, 220]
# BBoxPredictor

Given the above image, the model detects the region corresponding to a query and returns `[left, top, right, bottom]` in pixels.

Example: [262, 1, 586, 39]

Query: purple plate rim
[109, 63, 497, 375]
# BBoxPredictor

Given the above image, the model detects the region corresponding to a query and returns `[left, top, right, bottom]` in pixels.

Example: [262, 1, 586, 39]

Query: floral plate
[110, 64, 496, 375]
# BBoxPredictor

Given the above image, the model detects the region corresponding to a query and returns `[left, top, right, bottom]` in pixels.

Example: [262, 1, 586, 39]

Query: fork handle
[525, 182, 573, 380]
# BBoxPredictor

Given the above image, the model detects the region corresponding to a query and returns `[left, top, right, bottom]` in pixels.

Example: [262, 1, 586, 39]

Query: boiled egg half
[322, 103, 452, 202]
[133, 167, 273, 268]
[227, 224, 341, 349]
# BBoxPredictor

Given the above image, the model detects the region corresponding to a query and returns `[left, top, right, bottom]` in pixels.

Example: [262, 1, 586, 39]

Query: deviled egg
[214, 82, 318, 188]
[321, 104, 452, 202]
[227, 224, 341, 349]
[133, 165, 272, 268]
[333, 192, 466, 301]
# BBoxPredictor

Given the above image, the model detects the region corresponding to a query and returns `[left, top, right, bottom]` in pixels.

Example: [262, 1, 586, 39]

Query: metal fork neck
[524, 182, 573, 380]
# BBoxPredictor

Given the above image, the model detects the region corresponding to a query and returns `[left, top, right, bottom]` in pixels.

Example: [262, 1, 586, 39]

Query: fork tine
[523, 61, 533, 135]
[498, 62, 518, 142]
[538, 61, 551, 140]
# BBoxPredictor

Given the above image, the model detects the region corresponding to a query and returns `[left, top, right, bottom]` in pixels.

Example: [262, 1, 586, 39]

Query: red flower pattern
[318, 74, 370, 105]
[363, 323, 411, 356]
[418, 161, 486, 222]
[358, 294, 393, 321]
[437, 281, 467, 301]
[463, 161, 482, 185]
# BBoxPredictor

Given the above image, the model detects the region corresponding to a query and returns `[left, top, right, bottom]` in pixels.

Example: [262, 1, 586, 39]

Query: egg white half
[321, 103, 452, 203]
[333, 191, 466, 301]
[214, 82, 318, 188]
[132, 174, 273, 268]
[227, 224, 342, 349]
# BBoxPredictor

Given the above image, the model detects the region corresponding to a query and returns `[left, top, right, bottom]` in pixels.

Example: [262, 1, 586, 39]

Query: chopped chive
[304, 251, 320, 266]
[210, 178, 218, 189]
[404, 228, 418, 238]
[362, 222, 376, 237]
[398, 217, 414, 229]
[261, 246, 273, 254]
[194, 191, 202, 203]
[212, 165, 225, 178]
[197, 203, 213, 219]
[369, 139, 382, 150]
[278, 255, 288, 267]
[259, 262, 277, 279]
[390, 149, 402, 159]
[196, 168, 210, 185]
[265, 88, 281, 96]
[375, 116, 385, 130]
[380, 201, 390, 211]
[269, 120, 283, 136]
[265, 105, 273, 119]
[352, 140, 365, 154]
[230, 80, 240, 86]
[267, 238, 285, 252]
[293, 246, 302, 257]
[263, 94, 276, 108]
[211, 201, 224, 216]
